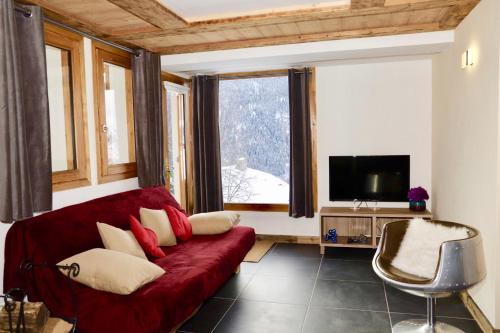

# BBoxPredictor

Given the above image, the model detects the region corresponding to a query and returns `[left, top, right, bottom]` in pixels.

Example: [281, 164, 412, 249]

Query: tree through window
[219, 75, 290, 205]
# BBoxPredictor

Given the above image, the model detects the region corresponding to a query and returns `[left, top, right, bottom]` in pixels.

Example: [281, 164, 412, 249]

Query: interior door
[163, 82, 188, 207]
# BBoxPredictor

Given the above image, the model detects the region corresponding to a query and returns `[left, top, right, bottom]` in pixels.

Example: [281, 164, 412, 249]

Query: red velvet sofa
[3, 187, 255, 333]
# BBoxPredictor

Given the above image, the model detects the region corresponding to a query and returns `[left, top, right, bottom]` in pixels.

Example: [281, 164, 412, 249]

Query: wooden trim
[309, 67, 318, 213]
[460, 292, 500, 333]
[351, 0, 385, 10]
[219, 69, 288, 80]
[185, 82, 195, 215]
[256, 234, 320, 244]
[27, 0, 478, 55]
[106, 0, 187, 30]
[44, 22, 91, 192]
[125, 69, 135, 162]
[154, 23, 441, 54]
[60, 48, 75, 170]
[162, 85, 190, 209]
[162, 86, 170, 189]
[225, 203, 289, 212]
[92, 40, 137, 184]
[116, 0, 465, 41]
[177, 93, 188, 208]
[161, 71, 188, 85]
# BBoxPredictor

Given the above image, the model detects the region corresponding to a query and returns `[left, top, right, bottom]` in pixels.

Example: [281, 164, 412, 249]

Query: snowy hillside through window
[219, 76, 290, 204]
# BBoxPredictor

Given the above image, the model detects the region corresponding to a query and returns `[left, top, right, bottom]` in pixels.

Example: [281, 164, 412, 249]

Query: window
[92, 42, 136, 183]
[162, 82, 189, 208]
[219, 74, 290, 211]
[45, 23, 90, 191]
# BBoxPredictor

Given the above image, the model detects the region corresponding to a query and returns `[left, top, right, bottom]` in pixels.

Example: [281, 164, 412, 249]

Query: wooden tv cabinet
[319, 207, 432, 254]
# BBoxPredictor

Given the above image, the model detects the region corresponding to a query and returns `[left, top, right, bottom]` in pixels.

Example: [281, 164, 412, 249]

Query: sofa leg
[235, 265, 240, 274]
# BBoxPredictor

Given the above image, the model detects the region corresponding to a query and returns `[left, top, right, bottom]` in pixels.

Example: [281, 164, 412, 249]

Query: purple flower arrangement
[408, 187, 429, 202]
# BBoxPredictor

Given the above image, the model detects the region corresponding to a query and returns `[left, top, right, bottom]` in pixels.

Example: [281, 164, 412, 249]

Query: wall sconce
[461, 49, 474, 69]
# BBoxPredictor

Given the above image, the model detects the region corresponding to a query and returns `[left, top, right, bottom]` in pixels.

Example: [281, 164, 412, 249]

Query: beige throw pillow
[140, 208, 177, 246]
[58, 248, 165, 295]
[188, 211, 240, 235]
[96, 222, 146, 259]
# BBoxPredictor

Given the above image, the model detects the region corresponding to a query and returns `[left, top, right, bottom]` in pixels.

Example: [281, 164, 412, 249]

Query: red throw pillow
[164, 205, 192, 241]
[129, 215, 166, 258]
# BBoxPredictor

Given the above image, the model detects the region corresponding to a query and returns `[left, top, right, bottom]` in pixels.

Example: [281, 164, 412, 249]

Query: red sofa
[3, 187, 255, 333]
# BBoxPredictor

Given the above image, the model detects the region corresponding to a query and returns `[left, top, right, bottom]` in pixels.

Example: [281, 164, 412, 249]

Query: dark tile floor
[178, 244, 482, 333]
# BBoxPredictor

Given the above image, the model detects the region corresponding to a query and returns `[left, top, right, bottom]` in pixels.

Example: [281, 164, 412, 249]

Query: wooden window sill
[224, 203, 288, 212]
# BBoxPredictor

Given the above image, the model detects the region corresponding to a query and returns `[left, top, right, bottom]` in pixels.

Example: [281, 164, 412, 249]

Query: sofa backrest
[3, 186, 183, 294]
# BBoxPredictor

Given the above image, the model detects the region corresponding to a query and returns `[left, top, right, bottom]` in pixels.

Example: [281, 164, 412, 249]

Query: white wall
[240, 58, 433, 235]
[0, 38, 139, 294]
[432, 0, 500, 327]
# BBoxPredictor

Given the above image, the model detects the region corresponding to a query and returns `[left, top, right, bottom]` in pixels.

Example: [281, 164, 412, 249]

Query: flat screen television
[329, 155, 410, 202]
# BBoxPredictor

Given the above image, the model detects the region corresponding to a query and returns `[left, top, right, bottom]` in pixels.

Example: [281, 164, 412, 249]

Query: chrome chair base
[393, 319, 465, 333]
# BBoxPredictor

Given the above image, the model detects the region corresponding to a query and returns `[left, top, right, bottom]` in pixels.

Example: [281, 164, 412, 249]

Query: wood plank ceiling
[22, 0, 480, 55]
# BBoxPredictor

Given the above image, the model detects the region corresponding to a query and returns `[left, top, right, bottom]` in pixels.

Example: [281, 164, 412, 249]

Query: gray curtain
[132, 49, 165, 188]
[288, 68, 314, 218]
[0, 2, 52, 223]
[192, 75, 223, 213]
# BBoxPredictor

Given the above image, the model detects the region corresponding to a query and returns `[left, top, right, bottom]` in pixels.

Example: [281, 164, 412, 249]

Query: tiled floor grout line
[389, 311, 475, 320]
[209, 243, 279, 333]
[184, 245, 480, 333]
[299, 252, 324, 333]
[315, 277, 382, 284]
[209, 295, 236, 333]
[382, 282, 393, 327]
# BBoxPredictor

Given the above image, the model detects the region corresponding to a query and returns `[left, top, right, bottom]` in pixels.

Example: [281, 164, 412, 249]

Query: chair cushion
[391, 218, 469, 279]
[58, 248, 165, 295]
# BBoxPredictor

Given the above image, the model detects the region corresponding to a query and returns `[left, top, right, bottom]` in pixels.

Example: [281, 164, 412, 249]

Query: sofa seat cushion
[47, 226, 254, 333]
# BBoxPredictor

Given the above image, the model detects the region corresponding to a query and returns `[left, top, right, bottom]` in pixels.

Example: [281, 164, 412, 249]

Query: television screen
[329, 155, 410, 202]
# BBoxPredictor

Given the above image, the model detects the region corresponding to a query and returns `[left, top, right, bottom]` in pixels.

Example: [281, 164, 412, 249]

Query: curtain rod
[14, 3, 140, 56]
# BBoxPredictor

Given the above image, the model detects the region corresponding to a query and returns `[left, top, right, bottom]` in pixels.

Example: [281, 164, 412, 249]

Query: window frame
[92, 41, 136, 184]
[45, 22, 91, 192]
[162, 81, 190, 209]
[218, 69, 318, 213]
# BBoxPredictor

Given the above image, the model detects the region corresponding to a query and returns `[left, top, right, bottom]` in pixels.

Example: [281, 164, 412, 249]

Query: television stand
[319, 207, 432, 254]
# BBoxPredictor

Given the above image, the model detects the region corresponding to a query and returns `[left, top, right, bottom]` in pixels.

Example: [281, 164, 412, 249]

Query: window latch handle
[101, 124, 108, 133]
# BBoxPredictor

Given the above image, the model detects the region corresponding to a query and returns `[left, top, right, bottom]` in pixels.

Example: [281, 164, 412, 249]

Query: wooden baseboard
[460, 291, 499, 333]
[256, 234, 319, 244]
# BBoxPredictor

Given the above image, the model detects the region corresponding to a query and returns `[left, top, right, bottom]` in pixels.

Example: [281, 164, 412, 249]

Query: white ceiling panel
[159, 0, 350, 21]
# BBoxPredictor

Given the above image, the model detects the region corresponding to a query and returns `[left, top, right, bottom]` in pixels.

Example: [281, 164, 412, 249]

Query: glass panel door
[163, 83, 188, 206]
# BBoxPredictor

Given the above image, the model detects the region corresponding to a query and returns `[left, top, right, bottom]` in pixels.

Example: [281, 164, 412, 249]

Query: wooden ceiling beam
[20, 0, 109, 37]
[106, 0, 188, 29]
[113, 0, 470, 41]
[439, 1, 479, 29]
[153, 22, 440, 55]
[351, 0, 385, 10]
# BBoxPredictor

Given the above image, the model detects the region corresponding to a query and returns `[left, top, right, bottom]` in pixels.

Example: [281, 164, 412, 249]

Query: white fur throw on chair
[391, 218, 469, 279]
